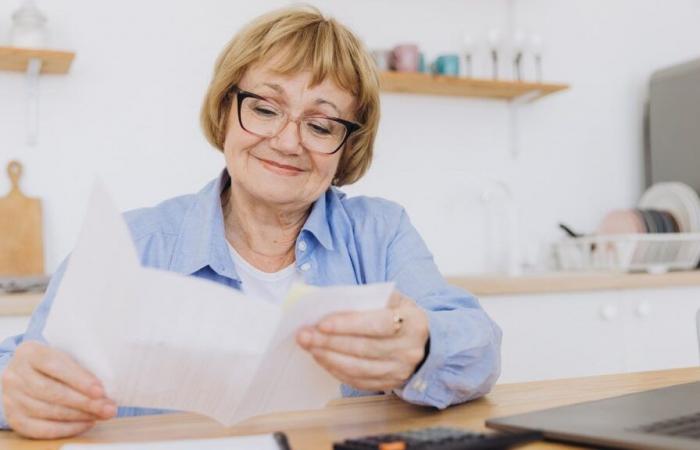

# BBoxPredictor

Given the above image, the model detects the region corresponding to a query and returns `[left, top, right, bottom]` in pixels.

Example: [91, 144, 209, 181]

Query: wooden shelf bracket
[0, 46, 75, 146]
[25, 57, 42, 146]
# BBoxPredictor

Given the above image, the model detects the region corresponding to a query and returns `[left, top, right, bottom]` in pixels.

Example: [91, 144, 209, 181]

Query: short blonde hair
[200, 5, 380, 186]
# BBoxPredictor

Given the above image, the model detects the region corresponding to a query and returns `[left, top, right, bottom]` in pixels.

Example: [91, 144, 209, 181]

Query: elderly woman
[0, 6, 501, 439]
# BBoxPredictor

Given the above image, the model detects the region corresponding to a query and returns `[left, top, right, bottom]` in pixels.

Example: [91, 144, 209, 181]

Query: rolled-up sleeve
[388, 209, 502, 408]
[0, 260, 68, 429]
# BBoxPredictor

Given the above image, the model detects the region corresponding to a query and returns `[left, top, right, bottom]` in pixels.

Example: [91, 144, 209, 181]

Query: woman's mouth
[255, 157, 304, 176]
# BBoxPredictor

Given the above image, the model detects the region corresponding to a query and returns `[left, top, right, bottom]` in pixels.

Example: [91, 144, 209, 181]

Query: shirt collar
[301, 188, 335, 251]
[169, 170, 336, 277]
[169, 170, 235, 277]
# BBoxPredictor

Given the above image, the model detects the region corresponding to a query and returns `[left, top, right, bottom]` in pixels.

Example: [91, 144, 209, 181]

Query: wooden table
[0, 367, 697, 449]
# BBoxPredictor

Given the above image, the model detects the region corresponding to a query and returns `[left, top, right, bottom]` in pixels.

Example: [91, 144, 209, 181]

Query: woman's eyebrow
[259, 82, 342, 115]
[313, 98, 341, 116]
[261, 82, 285, 94]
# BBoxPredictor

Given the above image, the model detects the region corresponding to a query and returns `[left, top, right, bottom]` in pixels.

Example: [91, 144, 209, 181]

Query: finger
[296, 326, 315, 349]
[28, 344, 105, 399]
[317, 309, 397, 337]
[387, 290, 403, 309]
[9, 415, 94, 440]
[311, 353, 403, 392]
[300, 329, 397, 359]
[19, 365, 116, 419]
[321, 362, 394, 391]
[310, 347, 400, 380]
[13, 391, 101, 422]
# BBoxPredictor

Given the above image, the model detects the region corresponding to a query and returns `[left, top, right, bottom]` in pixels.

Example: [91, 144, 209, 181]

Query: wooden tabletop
[0, 367, 697, 449]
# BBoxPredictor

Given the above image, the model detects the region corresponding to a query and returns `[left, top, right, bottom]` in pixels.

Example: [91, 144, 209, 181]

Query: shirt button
[412, 379, 422, 390]
[300, 262, 311, 272]
[298, 240, 307, 252]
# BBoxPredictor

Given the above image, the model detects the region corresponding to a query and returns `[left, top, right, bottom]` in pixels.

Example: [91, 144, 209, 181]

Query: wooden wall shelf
[380, 71, 569, 101]
[0, 46, 75, 74]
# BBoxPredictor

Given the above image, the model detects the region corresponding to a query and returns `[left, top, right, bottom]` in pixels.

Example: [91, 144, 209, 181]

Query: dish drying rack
[554, 233, 700, 274]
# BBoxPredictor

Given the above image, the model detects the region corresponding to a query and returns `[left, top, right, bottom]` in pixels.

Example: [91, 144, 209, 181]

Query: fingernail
[89, 383, 104, 398]
[318, 320, 333, 333]
[298, 330, 312, 346]
[102, 403, 117, 417]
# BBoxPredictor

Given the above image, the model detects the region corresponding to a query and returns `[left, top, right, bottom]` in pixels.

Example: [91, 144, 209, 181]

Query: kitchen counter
[448, 270, 700, 296]
[3, 271, 700, 317]
[0, 292, 42, 316]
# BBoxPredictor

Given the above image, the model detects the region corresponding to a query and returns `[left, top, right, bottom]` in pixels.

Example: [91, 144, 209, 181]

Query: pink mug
[390, 44, 419, 72]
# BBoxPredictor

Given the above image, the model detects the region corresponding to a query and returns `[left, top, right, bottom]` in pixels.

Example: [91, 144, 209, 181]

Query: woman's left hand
[296, 291, 430, 392]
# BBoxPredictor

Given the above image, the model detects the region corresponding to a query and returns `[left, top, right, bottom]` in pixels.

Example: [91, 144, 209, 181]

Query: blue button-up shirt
[0, 171, 501, 428]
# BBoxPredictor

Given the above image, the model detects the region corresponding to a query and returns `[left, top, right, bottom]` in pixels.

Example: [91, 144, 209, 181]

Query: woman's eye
[308, 122, 332, 135]
[253, 106, 279, 117]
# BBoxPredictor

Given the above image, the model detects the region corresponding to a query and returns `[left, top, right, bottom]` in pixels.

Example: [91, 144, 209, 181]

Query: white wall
[1, 0, 700, 276]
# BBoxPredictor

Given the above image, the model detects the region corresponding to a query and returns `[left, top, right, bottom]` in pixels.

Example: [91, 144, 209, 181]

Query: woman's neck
[222, 184, 310, 273]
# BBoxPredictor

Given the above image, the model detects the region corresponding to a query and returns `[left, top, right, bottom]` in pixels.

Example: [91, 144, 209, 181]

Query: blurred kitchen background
[5, 0, 700, 384]
[2, 0, 699, 276]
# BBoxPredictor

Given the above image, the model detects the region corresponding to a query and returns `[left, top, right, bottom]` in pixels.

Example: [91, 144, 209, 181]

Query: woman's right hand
[1, 341, 117, 439]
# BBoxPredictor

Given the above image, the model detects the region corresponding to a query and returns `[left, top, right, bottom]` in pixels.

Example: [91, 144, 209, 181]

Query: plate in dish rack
[639, 182, 700, 232]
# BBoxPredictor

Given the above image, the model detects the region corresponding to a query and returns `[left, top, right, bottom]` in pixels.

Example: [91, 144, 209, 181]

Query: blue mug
[418, 52, 427, 73]
[434, 54, 460, 76]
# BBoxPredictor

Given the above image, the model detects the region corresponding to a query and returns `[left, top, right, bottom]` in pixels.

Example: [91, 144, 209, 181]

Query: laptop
[487, 312, 700, 449]
[486, 380, 700, 449]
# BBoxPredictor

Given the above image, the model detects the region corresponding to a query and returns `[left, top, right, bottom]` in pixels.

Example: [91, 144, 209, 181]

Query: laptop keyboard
[636, 411, 700, 439]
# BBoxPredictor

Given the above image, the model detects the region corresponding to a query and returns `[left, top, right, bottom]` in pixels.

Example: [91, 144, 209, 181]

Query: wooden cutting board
[0, 161, 44, 276]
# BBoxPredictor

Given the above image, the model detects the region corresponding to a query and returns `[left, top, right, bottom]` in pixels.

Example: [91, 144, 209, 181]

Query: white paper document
[61, 434, 281, 450]
[44, 182, 394, 426]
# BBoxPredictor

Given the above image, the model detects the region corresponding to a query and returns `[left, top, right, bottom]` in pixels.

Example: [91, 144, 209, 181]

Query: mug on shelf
[390, 44, 419, 72]
[418, 52, 427, 73]
[371, 49, 392, 72]
[434, 54, 460, 76]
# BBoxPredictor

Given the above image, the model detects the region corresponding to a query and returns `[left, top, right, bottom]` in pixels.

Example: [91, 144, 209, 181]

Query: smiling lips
[256, 156, 304, 175]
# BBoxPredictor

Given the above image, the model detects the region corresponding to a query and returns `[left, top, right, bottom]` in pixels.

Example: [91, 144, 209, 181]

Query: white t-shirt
[227, 242, 299, 305]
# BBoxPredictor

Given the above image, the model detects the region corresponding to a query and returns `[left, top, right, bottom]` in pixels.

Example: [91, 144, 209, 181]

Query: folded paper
[44, 182, 393, 425]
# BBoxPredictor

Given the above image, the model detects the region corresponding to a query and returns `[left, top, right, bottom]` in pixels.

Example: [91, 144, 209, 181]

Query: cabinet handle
[636, 302, 652, 318]
[600, 304, 619, 321]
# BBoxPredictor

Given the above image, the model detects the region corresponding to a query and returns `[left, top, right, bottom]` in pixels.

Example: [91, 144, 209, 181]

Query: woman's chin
[234, 166, 328, 206]
[250, 183, 306, 205]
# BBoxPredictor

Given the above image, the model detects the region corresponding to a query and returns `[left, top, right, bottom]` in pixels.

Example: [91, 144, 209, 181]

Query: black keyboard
[636, 411, 700, 439]
[333, 426, 543, 449]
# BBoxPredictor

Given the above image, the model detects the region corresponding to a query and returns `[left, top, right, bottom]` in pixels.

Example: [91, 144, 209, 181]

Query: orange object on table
[379, 442, 406, 450]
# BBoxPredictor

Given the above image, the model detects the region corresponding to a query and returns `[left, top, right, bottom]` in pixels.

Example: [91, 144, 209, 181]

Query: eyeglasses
[234, 88, 361, 155]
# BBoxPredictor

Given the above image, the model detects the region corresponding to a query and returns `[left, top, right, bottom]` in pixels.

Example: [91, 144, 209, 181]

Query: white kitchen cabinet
[0, 316, 31, 343]
[620, 287, 700, 373]
[480, 292, 628, 383]
[0, 293, 41, 344]
[479, 286, 700, 384]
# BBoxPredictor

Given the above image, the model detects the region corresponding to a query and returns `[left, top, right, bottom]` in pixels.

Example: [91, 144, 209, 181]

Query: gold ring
[393, 314, 404, 333]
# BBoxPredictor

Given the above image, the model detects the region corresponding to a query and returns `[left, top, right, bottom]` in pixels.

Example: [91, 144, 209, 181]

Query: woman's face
[222, 56, 357, 209]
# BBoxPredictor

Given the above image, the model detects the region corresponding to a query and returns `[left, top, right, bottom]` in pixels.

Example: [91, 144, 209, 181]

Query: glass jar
[10, 0, 48, 48]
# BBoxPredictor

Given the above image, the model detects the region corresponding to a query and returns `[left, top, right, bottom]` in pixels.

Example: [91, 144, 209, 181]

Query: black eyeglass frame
[233, 88, 361, 155]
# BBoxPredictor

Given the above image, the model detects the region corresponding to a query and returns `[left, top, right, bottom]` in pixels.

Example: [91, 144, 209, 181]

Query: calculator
[332, 426, 543, 449]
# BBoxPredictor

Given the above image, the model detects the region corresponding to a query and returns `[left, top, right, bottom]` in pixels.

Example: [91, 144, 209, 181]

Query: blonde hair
[200, 5, 380, 186]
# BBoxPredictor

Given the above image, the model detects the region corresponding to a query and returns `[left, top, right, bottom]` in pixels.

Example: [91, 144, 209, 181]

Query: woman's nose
[270, 120, 303, 155]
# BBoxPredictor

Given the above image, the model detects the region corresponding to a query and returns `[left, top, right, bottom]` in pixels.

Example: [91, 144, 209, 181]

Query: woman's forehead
[242, 61, 345, 93]
[240, 61, 356, 112]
